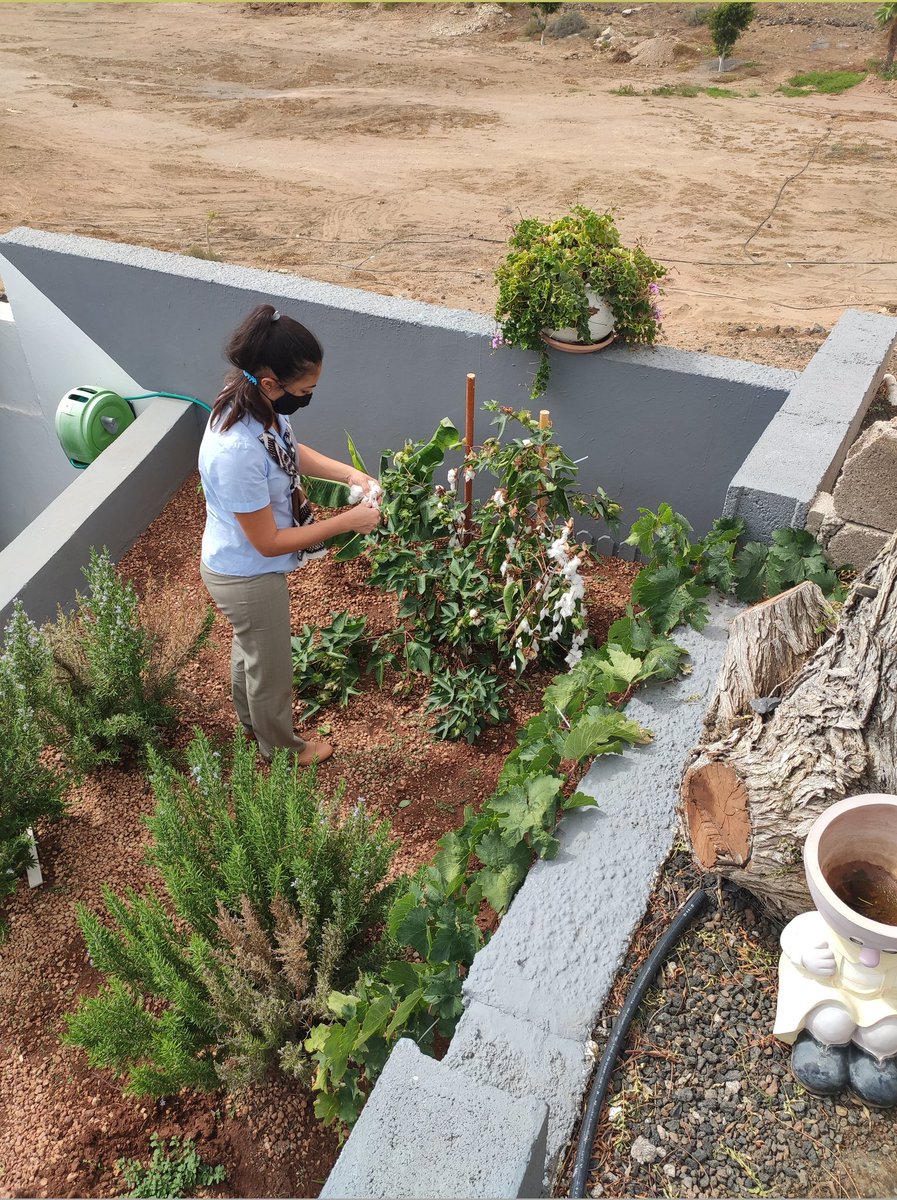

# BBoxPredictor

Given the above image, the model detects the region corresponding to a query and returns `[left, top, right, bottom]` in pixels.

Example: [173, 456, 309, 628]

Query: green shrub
[118, 1134, 225, 1198]
[546, 9, 586, 38]
[779, 70, 866, 95]
[0, 610, 67, 904]
[64, 729, 400, 1094]
[3, 550, 213, 772]
[291, 612, 374, 719]
[424, 664, 508, 743]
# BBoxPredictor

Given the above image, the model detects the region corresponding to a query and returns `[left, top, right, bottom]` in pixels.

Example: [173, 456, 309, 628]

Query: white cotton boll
[522, 438, 532, 447]
[366, 481, 383, 503]
[506, 536, 516, 554]
[500, 560, 509, 577]
[493, 490, 506, 508]
[519, 619, 531, 635]
[464, 468, 475, 482]
[447, 468, 458, 488]
[348, 484, 364, 505]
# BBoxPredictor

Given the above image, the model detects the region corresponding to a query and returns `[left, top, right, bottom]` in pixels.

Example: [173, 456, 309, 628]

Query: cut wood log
[701, 580, 834, 742]
[680, 532, 897, 919]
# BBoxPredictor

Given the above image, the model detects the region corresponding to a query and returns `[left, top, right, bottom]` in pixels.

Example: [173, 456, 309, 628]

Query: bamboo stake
[537, 409, 551, 523]
[464, 373, 476, 543]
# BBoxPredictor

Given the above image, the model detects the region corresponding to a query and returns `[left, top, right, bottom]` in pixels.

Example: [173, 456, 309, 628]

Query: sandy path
[1, 2, 895, 372]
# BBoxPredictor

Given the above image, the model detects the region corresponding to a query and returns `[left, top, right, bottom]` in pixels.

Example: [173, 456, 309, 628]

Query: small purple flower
[648, 282, 660, 296]
[491, 333, 507, 350]
[652, 305, 663, 322]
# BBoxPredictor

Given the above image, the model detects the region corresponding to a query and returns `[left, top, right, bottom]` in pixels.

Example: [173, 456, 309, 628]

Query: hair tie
[271, 310, 280, 322]
[243, 369, 258, 385]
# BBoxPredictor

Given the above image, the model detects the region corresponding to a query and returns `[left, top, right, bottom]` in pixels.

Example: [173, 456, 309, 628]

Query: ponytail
[211, 303, 323, 432]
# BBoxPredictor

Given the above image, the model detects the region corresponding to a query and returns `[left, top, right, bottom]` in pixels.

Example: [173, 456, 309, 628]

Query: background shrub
[547, 9, 587, 38]
[3, 549, 213, 772]
[0, 616, 67, 907]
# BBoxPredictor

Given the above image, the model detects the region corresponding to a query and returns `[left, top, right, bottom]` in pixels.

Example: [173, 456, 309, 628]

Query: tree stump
[680, 532, 897, 919]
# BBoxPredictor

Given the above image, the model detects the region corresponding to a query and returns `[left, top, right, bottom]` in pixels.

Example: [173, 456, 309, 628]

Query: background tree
[707, 2, 755, 72]
[531, 2, 562, 47]
[877, 2, 897, 72]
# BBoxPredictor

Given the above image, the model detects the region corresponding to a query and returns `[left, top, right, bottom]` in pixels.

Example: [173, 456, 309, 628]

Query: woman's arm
[235, 502, 380, 558]
[297, 442, 376, 490]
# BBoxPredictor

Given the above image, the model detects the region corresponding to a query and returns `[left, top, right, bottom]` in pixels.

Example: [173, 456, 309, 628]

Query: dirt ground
[1, 2, 895, 375]
[0, 471, 637, 1200]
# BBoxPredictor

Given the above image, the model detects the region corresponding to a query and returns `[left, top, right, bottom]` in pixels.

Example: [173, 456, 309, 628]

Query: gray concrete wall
[724, 310, 897, 540]
[0, 228, 795, 543]
[0, 301, 43, 550]
[0, 398, 203, 629]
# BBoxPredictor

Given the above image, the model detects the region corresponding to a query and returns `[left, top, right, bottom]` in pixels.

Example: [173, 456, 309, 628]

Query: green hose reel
[55, 386, 136, 468]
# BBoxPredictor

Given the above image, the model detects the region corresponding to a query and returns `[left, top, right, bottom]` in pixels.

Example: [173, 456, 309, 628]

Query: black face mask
[272, 390, 313, 415]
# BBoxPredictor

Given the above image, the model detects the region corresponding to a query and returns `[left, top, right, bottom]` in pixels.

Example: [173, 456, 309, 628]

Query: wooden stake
[537, 409, 551, 522]
[464, 373, 475, 542]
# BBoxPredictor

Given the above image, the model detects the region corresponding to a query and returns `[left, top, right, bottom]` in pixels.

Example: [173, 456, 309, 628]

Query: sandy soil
[0, 2, 895, 375]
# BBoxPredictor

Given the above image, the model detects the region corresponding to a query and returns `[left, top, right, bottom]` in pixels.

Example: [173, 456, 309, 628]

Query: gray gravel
[558, 851, 897, 1199]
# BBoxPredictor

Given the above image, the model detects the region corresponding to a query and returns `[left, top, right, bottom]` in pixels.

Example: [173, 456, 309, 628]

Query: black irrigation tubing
[569, 886, 711, 1200]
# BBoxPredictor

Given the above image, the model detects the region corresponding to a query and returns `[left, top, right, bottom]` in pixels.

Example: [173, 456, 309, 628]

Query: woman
[198, 303, 381, 765]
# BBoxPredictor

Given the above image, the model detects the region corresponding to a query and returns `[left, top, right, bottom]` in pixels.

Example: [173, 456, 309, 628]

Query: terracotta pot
[542, 289, 616, 352]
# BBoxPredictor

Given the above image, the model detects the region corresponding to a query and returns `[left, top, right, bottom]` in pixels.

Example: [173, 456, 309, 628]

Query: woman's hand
[346, 468, 381, 498]
[341, 502, 382, 535]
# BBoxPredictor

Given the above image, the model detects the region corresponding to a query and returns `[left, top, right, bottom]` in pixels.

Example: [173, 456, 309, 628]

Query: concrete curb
[322, 597, 740, 1197]
[724, 309, 897, 541]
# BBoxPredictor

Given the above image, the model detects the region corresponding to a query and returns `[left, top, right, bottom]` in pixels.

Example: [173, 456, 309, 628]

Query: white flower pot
[543, 290, 615, 347]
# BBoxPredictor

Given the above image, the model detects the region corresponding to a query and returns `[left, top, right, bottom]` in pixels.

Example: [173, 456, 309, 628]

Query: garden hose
[569, 886, 710, 1199]
[65, 391, 213, 470]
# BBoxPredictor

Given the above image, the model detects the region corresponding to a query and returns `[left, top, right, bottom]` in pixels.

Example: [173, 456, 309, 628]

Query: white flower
[565, 646, 583, 669]
[493, 490, 506, 508]
[499, 560, 510, 577]
[506, 536, 516, 554]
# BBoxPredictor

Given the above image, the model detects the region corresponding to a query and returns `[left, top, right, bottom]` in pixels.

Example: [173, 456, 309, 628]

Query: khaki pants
[200, 562, 306, 759]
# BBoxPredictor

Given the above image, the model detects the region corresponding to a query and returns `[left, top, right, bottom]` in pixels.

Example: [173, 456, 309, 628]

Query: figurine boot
[790, 1030, 850, 1096]
[847, 1044, 897, 1108]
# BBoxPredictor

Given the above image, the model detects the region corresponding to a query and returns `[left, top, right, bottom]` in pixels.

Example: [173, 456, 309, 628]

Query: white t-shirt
[198, 408, 299, 576]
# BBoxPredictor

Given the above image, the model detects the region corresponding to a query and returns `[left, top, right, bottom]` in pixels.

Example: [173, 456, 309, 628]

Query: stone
[805, 490, 836, 538]
[832, 420, 897, 531]
[827, 522, 889, 573]
[630, 1136, 665, 1164]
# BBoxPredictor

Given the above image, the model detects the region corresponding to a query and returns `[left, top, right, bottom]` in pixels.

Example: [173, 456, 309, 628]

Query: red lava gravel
[0, 474, 636, 1199]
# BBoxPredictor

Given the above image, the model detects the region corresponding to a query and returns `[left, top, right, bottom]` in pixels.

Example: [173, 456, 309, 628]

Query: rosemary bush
[0, 608, 67, 904]
[64, 730, 400, 1094]
[2, 550, 213, 772]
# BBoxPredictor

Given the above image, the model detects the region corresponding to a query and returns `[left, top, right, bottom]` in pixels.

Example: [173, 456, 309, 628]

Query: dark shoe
[790, 1030, 849, 1096]
[848, 1044, 897, 1108]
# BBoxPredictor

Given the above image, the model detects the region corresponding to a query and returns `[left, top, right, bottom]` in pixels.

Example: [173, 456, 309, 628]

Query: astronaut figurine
[774, 794, 897, 1108]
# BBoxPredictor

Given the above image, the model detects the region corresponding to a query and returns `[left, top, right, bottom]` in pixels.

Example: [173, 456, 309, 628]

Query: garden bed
[0, 472, 638, 1199]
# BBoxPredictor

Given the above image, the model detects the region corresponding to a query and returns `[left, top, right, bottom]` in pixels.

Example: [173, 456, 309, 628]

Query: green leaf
[327, 991, 358, 1020]
[301, 475, 351, 509]
[563, 790, 597, 810]
[387, 892, 430, 958]
[604, 645, 646, 687]
[357, 994, 393, 1046]
[561, 709, 649, 761]
[345, 430, 368, 474]
[385, 988, 425, 1037]
[631, 563, 710, 634]
[733, 541, 768, 603]
[491, 775, 563, 844]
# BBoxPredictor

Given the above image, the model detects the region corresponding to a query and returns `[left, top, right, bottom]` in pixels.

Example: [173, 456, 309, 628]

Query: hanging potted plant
[493, 205, 667, 398]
